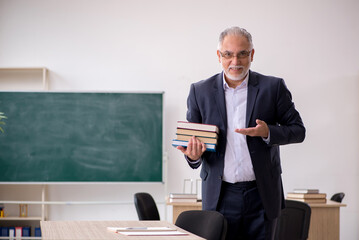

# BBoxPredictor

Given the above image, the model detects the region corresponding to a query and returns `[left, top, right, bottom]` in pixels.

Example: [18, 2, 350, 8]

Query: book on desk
[168, 193, 198, 203]
[287, 189, 327, 203]
[107, 226, 188, 236]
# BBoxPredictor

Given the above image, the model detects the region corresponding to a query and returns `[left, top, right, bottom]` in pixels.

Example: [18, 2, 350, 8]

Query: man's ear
[217, 50, 221, 63]
[251, 49, 255, 62]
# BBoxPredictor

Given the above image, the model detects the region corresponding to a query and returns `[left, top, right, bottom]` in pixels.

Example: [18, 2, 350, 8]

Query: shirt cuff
[185, 155, 202, 164]
[262, 129, 270, 144]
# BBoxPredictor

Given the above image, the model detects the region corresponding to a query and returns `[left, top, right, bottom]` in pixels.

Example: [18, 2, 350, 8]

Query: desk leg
[308, 207, 340, 240]
[172, 205, 202, 223]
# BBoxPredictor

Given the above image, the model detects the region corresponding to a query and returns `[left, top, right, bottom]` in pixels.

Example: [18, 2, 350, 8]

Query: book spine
[293, 189, 319, 194]
[177, 121, 219, 133]
[176, 135, 217, 144]
[176, 133, 217, 139]
[22, 227, 31, 237]
[169, 194, 197, 198]
[287, 193, 326, 199]
[172, 140, 216, 152]
[9, 228, 15, 238]
[15, 227, 22, 237]
[176, 130, 218, 139]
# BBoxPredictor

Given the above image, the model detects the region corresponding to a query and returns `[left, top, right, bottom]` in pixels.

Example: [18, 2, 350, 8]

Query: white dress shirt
[222, 73, 256, 183]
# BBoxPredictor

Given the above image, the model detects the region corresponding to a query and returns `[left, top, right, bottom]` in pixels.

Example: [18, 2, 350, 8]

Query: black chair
[330, 192, 345, 203]
[275, 200, 311, 240]
[175, 210, 227, 240]
[134, 192, 160, 220]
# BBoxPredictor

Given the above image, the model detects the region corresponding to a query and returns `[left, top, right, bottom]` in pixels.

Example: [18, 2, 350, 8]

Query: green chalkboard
[0, 92, 163, 182]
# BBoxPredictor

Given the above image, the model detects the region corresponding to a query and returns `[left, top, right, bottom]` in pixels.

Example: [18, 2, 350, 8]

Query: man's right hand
[176, 136, 206, 161]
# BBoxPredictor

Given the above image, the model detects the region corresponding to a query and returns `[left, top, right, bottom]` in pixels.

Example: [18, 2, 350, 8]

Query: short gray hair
[218, 27, 253, 50]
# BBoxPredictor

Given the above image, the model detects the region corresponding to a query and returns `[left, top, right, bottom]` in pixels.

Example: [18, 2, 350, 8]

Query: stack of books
[172, 121, 219, 152]
[286, 189, 327, 203]
[168, 193, 198, 203]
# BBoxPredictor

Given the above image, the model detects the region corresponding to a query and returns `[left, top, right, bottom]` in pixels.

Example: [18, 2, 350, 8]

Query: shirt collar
[222, 71, 249, 90]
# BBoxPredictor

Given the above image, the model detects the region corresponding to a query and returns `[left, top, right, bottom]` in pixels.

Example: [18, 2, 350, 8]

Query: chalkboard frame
[0, 91, 164, 183]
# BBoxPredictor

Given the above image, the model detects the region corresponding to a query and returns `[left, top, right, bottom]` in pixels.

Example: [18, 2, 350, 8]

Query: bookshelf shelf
[0, 237, 41, 240]
[0, 186, 46, 221]
[0, 67, 48, 90]
[0, 216, 42, 221]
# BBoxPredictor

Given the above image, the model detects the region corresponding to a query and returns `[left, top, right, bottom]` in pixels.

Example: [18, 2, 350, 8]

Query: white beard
[224, 63, 251, 81]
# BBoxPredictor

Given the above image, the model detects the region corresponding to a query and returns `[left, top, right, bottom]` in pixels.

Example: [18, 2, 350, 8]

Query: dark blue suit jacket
[186, 70, 305, 219]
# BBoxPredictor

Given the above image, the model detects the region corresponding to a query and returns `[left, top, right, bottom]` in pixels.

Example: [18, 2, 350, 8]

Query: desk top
[308, 200, 347, 208]
[167, 199, 346, 208]
[40, 220, 204, 240]
[166, 199, 202, 207]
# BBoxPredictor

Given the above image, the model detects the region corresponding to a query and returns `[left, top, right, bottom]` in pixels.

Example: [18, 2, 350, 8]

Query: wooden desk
[40, 220, 204, 240]
[308, 200, 346, 240]
[167, 200, 346, 240]
[166, 200, 202, 223]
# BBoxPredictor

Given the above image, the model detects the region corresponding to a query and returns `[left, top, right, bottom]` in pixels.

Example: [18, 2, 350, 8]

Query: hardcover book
[172, 139, 216, 152]
[286, 197, 327, 203]
[293, 189, 320, 194]
[168, 198, 198, 203]
[177, 121, 219, 133]
[176, 134, 217, 144]
[176, 128, 218, 138]
[169, 193, 197, 199]
[287, 193, 327, 199]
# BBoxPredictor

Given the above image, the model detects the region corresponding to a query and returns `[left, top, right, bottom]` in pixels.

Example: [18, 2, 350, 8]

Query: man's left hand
[235, 119, 269, 138]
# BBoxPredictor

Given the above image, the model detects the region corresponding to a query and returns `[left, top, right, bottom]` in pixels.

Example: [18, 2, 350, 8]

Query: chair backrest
[330, 192, 345, 203]
[275, 200, 311, 240]
[134, 192, 160, 220]
[175, 210, 227, 240]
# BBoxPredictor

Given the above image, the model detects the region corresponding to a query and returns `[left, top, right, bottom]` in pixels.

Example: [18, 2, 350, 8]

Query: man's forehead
[221, 36, 250, 51]
[223, 35, 249, 44]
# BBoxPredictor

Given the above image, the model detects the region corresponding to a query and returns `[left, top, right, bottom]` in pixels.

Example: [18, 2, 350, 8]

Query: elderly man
[177, 27, 305, 240]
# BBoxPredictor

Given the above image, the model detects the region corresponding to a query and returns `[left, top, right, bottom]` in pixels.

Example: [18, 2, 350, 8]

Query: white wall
[0, 0, 358, 238]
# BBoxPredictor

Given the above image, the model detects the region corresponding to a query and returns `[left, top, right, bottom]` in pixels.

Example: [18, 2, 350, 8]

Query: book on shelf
[172, 139, 216, 152]
[0, 227, 9, 237]
[0, 226, 31, 237]
[287, 192, 327, 199]
[22, 227, 31, 237]
[15, 227, 22, 237]
[169, 193, 197, 199]
[35, 227, 42, 237]
[177, 121, 219, 133]
[293, 189, 319, 194]
[176, 134, 217, 144]
[9, 228, 15, 238]
[176, 128, 218, 138]
[286, 197, 327, 204]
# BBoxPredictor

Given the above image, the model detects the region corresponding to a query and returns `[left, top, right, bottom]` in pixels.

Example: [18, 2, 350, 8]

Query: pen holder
[19, 204, 28, 217]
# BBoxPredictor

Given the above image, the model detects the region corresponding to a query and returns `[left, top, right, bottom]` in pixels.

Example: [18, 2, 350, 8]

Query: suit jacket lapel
[246, 70, 259, 127]
[214, 72, 227, 128]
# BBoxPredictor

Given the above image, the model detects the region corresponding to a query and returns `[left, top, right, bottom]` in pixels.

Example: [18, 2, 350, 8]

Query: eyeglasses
[219, 50, 252, 60]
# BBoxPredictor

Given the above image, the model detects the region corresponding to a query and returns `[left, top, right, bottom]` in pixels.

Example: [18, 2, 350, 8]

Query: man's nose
[231, 56, 240, 65]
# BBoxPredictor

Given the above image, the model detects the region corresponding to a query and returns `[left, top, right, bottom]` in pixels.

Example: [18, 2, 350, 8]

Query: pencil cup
[19, 204, 28, 217]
